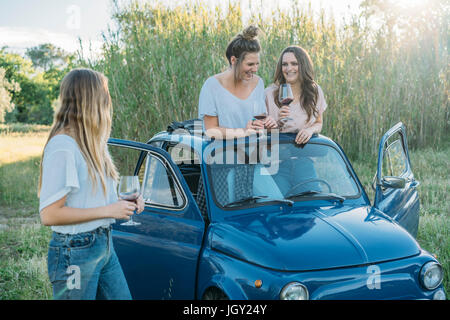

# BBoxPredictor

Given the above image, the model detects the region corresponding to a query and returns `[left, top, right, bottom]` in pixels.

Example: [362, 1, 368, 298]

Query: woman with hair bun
[198, 25, 277, 139]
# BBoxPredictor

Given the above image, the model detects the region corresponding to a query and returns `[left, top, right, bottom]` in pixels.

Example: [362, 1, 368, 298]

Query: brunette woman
[265, 45, 327, 144]
[265, 46, 328, 195]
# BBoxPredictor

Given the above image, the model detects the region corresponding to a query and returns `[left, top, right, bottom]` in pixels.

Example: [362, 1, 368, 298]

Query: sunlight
[392, 0, 426, 8]
[0, 132, 48, 165]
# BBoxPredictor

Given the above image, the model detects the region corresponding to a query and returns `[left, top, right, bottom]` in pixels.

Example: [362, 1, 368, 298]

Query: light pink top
[264, 84, 327, 133]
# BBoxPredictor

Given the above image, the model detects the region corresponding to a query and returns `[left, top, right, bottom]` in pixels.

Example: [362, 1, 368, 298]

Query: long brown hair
[38, 68, 118, 196]
[273, 46, 319, 122]
[225, 25, 261, 84]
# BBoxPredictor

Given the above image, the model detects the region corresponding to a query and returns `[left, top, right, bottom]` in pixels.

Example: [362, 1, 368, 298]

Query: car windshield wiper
[224, 196, 268, 208]
[260, 198, 294, 206]
[286, 190, 345, 203]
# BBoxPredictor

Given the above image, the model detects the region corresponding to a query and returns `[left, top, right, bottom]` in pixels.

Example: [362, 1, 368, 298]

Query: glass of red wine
[278, 83, 294, 123]
[118, 175, 141, 226]
[252, 103, 267, 136]
[253, 102, 267, 122]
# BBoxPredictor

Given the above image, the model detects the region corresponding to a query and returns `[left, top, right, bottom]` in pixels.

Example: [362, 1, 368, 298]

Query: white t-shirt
[39, 135, 117, 234]
[198, 76, 267, 129]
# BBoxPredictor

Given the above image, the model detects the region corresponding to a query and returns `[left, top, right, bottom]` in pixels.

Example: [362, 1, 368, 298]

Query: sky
[0, 0, 365, 57]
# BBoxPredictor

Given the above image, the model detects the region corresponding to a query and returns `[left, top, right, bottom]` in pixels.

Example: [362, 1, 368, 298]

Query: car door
[374, 122, 420, 237]
[107, 138, 205, 299]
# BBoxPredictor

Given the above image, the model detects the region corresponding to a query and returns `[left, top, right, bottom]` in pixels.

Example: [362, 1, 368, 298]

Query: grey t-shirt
[198, 76, 266, 129]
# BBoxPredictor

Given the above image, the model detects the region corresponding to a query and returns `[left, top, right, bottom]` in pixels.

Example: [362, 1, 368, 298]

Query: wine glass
[278, 83, 294, 123]
[252, 102, 267, 122]
[252, 102, 267, 136]
[118, 175, 141, 226]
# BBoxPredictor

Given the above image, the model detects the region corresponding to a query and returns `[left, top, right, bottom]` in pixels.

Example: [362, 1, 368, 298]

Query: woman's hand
[246, 119, 265, 130]
[263, 116, 278, 129]
[245, 119, 264, 133]
[135, 195, 145, 214]
[108, 200, 137, 220]
[279, 106, 290, 120]
[295, 127, 314, 145]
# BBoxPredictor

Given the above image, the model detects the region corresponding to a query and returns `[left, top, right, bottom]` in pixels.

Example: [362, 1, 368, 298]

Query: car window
[142, 154, 185, 209]
[167, 143, 199, 165]
[206, 141, 360, 208]
[165, 142, 208, 218]
[109, 144, 146, 187]
[382, 135, 407, 178]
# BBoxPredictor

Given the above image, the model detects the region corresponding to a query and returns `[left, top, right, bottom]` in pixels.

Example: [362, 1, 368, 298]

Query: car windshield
[205, 140, 360, 208]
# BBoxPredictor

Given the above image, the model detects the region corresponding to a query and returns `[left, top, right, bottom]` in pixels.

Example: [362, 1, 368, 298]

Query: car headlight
[433, 289, 446, 300]
[420, 261, 443, 290]
[280, 282, 309, 300]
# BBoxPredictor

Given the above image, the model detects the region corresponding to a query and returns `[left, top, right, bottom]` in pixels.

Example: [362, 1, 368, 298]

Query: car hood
[208, 205, 420, 271]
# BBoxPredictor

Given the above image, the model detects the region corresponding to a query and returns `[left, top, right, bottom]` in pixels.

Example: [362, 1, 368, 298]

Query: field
[0, 124, 448, 299]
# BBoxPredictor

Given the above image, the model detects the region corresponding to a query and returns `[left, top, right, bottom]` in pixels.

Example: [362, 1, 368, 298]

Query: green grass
[0, 125, 448, 299]
[0, 222, 52, 300]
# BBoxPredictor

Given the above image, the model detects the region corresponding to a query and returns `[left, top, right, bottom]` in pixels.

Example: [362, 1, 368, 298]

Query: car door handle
[410, 179, 420, 188]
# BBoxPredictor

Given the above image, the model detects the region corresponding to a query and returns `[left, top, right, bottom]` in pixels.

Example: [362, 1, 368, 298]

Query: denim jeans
[47, 226, 132, 300]
[273, 145, 319, 196]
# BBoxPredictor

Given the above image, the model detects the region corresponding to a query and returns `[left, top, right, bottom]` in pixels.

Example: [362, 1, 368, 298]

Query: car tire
[202, 287, 229, 300]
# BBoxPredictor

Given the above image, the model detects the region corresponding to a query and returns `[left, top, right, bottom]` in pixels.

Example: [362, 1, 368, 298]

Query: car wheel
[202, 287, 229, 300]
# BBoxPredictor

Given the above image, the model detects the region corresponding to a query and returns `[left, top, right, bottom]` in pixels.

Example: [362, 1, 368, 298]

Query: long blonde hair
[38, 68, 118, 196]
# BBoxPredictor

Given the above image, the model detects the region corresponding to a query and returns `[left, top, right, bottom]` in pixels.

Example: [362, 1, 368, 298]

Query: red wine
[254, 115, 267, 120]
[281, 98, 293, 106]
[119, 191, 139, 202]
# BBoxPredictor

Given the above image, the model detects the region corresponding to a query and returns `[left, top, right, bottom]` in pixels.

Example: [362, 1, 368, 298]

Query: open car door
[374, 122, 420, 237]
[107, 138, 205, 299]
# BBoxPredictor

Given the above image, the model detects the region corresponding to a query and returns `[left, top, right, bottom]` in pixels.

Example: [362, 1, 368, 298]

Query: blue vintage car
[107, 122, 446, 300]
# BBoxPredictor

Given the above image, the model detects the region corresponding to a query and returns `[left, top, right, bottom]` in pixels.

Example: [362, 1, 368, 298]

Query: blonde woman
[38, 68, 144, 300]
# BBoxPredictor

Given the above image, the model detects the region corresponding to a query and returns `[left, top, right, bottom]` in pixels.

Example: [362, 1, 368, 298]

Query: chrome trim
[420, 261, 443, 290]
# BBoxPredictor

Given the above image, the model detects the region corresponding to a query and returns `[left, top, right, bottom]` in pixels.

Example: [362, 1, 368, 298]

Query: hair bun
[241, 25, 259, 40]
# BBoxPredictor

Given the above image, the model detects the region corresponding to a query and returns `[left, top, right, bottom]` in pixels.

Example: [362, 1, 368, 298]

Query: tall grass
[90, 0, 448, 160]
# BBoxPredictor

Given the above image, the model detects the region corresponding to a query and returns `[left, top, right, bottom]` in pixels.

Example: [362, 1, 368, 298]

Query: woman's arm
[40, 195, 143, 226]
[203, 115, 262, 139]
[295, 114, 323, 145]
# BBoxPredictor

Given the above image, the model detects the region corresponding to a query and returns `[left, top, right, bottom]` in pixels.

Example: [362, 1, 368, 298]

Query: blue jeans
[47, 226, 132, 300]
[273, 145, 319, 196]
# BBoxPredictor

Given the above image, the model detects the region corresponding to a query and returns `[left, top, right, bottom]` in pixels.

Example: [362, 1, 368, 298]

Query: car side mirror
[381, 176, 406, 189]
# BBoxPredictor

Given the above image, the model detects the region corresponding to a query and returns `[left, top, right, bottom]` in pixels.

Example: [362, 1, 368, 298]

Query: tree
[0, 67, 20, 123]
[26, 43, 76, 103]
[25, 43, 72, 72]
[0, 49, 53, 124]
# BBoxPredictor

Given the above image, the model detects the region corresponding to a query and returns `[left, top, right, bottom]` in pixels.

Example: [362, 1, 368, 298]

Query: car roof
[148, 130, 341, 155]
